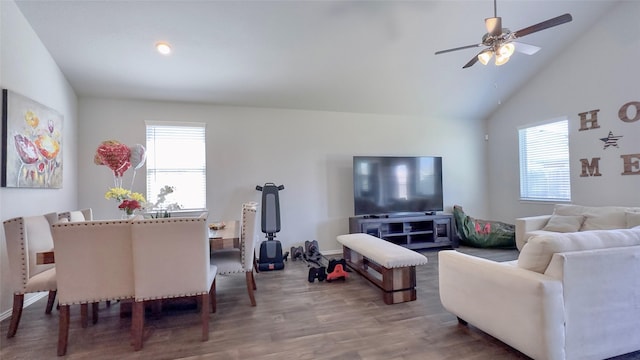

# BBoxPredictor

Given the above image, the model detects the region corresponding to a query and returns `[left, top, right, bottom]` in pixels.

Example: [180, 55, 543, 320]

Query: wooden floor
[2, 246, 640, 360]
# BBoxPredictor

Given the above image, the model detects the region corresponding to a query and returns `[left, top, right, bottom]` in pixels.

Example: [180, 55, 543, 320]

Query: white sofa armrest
[544, 247, 640, 360]
[438, 250, 565, 360]
[515, 214, 552, 251]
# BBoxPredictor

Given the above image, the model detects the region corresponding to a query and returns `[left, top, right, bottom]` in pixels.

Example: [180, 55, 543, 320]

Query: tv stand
[349, 214, 457, 250]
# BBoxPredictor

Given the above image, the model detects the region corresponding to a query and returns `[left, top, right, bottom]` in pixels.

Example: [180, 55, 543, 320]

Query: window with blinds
[518, 118, 570, 202]
[145, 122, 206, 210]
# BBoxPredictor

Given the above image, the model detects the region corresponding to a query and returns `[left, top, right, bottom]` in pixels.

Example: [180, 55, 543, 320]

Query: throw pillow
[627, 211, 640, 228]
[542, 214, 584, 233]
[518, 228, 640, 273]
[580, 206, 628, 231]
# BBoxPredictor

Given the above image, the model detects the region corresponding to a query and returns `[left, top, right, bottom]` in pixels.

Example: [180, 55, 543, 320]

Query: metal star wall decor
[600, 131, 623, 149]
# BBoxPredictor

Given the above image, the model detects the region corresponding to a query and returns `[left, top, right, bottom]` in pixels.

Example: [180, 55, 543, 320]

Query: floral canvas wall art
[1, 89, 63, 188]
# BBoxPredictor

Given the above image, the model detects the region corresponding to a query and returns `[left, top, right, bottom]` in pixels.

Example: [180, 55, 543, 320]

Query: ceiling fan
[435, 0, 572, 69]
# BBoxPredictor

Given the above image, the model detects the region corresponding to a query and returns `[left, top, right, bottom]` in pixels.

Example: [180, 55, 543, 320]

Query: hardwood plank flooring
[2, 246, 640, 359]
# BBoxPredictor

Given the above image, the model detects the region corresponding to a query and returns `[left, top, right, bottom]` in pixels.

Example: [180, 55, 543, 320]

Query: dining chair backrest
[240, 202, 259, 272]
[130, 217, 211, 301]
[51, 220, 134, 305]
[4, 214, 57, 293]
[58, 208, 93, 222]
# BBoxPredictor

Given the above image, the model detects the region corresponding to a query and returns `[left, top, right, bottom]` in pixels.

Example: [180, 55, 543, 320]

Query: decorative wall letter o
[618, 101, 640, 123]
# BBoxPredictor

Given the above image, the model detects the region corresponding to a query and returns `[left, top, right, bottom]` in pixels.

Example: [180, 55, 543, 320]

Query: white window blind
[145, 122, 206, 210]
[518, 119, 570, 202]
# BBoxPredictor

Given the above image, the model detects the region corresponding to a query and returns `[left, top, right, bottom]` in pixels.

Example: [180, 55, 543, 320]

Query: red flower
[118, 199, 141, 214]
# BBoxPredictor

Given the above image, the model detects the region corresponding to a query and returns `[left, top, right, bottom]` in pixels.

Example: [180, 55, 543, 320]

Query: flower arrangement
[105, 187, 146, 215]
[150, 185, 181, 218]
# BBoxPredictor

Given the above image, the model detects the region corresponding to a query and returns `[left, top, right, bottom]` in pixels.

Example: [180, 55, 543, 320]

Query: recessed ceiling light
[155, 42, 172, 55]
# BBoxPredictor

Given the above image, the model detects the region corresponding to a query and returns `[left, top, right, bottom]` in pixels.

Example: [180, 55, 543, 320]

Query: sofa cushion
[552, 204, 585, 216]
[627, 211, 640, 228]
[553, 204, 630, 231]
[581, 206, 628, 231]
[518, 228, 640, 273]
[542, 215, 584, 233]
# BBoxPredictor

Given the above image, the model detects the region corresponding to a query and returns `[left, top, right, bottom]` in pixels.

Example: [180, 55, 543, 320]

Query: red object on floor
[327, 264, 348, 281]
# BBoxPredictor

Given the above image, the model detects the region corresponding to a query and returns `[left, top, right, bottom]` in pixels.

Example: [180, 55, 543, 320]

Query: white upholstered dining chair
[130, 215, 217, 351]
[210, 202, 259, 306]
[58, 208, 93, 222]
[51, 220, 135, 356]
[3, 213, 58, 338]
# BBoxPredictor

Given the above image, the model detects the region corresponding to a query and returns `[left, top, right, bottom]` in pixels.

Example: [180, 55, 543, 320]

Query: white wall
[0, 1, 78, 315]
[487, 1, 640, 222]
[78, 98, 488, 253]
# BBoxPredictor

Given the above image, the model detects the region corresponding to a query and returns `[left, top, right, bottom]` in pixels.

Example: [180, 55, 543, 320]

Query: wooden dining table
[36, 220, 240, 265]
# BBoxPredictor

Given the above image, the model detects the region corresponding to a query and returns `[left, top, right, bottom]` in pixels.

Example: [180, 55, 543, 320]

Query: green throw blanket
[453, 205, 516, 248]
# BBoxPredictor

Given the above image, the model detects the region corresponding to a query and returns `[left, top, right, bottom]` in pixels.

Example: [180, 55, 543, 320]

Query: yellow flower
[129, 192, 146, 202]
[105, 187, 131, 201]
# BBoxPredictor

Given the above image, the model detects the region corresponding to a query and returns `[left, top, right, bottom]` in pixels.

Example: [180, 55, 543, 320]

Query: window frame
[145, 121, 207, 211]
[518, 117, 571, 203]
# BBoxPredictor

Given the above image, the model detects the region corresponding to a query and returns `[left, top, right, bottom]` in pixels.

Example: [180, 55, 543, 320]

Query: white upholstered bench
[336, 233, 428, 304]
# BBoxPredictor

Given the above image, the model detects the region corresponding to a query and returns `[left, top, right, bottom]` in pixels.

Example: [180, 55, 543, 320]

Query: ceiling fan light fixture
[494, 52, 511, 66]
[494, 43, 515, 66]
[477, 50, 493, 65]
[497, 42, 515, 58]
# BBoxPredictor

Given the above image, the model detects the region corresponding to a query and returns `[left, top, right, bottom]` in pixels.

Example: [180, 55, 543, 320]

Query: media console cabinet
[348, 214, 458, 250]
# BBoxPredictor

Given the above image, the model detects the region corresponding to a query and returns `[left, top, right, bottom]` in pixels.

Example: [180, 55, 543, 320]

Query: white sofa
[515, 204, 640, 251]
[439, 227, 640, 360]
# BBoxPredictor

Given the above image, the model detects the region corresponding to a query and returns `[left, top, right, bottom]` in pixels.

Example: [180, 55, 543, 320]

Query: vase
[121, 212, 135, 220]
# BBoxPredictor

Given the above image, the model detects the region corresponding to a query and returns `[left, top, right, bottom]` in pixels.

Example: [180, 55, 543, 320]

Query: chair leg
[253, 253, 259, 273]
[7, 294, 24, 338]
[45, 291, 57, 314]
[201, 293, 209, 341]
[57, 305, 70, 356]
[80, 304, 89, 328]
[209, 278, 217, 313]
[245, 272, 256, 306]
[92, 302, 99, 324]
[251, 271, 257, 290]
[132, 301, 145, 351]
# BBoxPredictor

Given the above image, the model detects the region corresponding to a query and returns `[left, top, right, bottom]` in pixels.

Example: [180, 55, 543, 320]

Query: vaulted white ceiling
[15, 0, 618, 119]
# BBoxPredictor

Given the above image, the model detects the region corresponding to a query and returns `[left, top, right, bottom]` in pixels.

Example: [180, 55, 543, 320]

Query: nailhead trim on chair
[53, 220, 131, 228]
[5, 216, 60, 292]
[60, 295, 133, 306]
[240, 204, 257, 267]
[130, 218, 205, 225]
[5, 217, 30, 294]
[136, 291, 208, 301]
[131, 217, 210, 300]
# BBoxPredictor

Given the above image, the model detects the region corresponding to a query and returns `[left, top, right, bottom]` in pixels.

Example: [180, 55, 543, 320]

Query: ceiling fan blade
[512, 41, 541, 55]
[462, 49, 487, 69]
[485, 17, 502, 37]
[435, 43, 483, 55]
[513, 13, 573, 38]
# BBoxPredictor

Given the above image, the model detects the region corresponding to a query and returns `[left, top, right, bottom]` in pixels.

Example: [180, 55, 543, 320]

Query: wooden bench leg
[343, 246, 417, 305]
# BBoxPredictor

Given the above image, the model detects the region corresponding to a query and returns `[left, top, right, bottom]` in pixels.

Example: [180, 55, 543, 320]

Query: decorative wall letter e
[620, 154, 640, 175]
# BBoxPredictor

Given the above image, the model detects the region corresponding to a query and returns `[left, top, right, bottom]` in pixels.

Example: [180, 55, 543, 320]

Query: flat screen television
[353, 156, 443, 216]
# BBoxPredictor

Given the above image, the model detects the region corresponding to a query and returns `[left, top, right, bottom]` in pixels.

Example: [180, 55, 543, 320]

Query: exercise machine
[255, 183, 286, 271]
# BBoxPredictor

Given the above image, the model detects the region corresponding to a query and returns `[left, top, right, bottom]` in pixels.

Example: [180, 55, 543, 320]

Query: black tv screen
[353, 156, 443, 216]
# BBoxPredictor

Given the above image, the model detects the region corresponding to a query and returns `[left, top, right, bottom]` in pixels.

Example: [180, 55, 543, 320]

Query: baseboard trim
[0, 292, 48, 322]
[323, 249, 343, 256]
